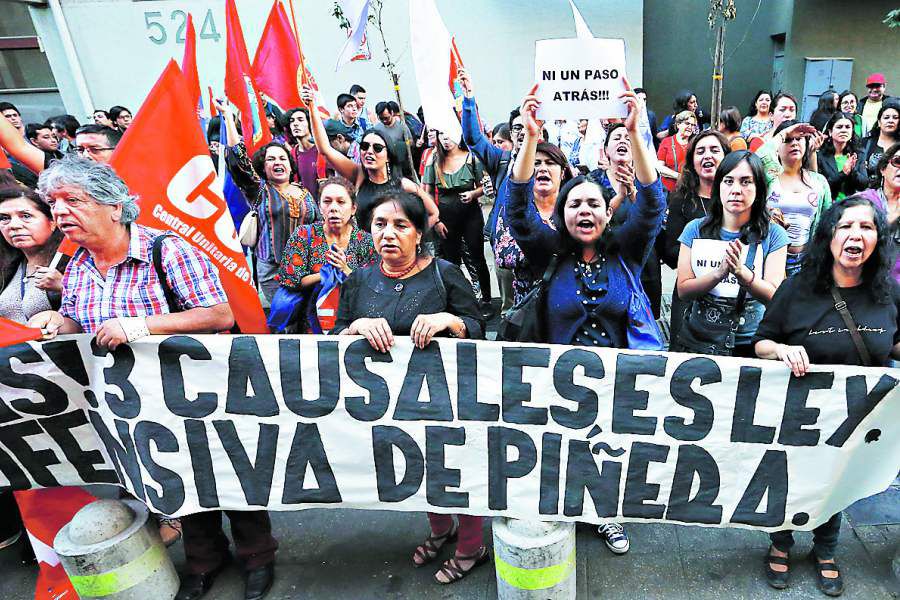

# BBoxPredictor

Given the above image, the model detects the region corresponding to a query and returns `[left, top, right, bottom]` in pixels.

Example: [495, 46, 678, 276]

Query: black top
[332, 258, 485, 340]
[356, 177, 402, 232]
[662, 192, 712, 269]
[752, 275, 900, 366]
[816, 150, 868, 199]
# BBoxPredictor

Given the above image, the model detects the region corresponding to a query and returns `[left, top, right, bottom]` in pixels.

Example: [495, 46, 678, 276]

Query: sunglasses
[890, 155, 900, 168]
[360, 141, 386, 153]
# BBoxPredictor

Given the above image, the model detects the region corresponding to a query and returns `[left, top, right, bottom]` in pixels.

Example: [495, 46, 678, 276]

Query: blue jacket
[505, 176, 666, 345]
[461, 96, 512, 241]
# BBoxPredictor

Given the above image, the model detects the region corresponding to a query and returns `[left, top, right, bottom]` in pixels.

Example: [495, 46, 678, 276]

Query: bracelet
[118, 317, 150, 342]
[447, 317, 465, 338]
[742, 269, 756, 287]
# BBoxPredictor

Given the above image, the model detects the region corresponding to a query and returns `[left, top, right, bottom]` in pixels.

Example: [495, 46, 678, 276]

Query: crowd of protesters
[0, 62, 899, 600]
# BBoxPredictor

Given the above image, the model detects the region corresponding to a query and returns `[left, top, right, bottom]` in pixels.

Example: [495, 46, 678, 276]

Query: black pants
[182, 510, 278, 574]
[770, 512, 842, 559]
[439, 197, 492, 302]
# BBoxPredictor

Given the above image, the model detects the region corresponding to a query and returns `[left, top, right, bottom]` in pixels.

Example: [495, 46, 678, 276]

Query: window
[0, 1, 57, 92]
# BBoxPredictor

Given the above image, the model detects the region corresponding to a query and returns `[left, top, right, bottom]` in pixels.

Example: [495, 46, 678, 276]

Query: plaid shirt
[61, 224, 229, 333]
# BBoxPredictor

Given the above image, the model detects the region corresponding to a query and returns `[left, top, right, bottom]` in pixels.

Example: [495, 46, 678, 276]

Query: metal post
[493, 518, 576, 599]
[710, 22, 726, 128]
[390, 71, 420, 184]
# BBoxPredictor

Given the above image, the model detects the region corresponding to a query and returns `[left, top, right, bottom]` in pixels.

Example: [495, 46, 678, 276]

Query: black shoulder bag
[830, 286, 873, 366]
[498, 255, 559, 342]
[671, 242, 757, 356]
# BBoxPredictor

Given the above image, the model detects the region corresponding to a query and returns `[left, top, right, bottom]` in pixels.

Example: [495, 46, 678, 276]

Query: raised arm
[0, 115, 45, 174]
[300, 85, 358, 181]
[458, 69, 504, 175]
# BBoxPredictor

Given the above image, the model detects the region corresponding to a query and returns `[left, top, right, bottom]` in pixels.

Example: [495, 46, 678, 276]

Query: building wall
[643, 0, 792, 122]
[782, 0, 899, 105]
[25, 0, 644, 128]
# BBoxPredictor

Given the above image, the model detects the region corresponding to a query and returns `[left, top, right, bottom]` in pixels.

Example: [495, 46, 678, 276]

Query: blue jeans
[769, 512, 841, 559]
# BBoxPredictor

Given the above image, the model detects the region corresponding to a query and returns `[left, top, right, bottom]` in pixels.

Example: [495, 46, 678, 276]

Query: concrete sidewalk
[2, 496, 897, 599]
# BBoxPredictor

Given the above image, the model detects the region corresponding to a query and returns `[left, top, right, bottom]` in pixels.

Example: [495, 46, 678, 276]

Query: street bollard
[493, 518, 576, 599]
[54, 498, 179, 600]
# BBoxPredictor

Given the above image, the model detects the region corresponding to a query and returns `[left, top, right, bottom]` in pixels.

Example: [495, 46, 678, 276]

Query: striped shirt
[60, 224, 229, 333]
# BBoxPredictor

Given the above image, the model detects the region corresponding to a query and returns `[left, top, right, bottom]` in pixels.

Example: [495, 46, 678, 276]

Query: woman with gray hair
[28, 155, 278, 600]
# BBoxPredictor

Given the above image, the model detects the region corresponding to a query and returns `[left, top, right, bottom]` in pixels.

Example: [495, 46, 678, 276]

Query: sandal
[434, 546, 490, 584]
[412, 524, 458, 567]
[764, 546, 790, 589]
[810, 553, 844, 597]
[158, 518, 182, 548]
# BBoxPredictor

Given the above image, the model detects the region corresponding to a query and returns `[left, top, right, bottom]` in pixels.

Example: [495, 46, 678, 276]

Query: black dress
[333, 258, 485, 340]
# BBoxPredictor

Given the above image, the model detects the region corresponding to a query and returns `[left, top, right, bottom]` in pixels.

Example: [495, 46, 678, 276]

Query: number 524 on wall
[144, 8, 220, 45]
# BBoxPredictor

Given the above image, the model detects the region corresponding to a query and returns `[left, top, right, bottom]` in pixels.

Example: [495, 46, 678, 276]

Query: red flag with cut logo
[252, 1, 303, 110]
[110, 60, 267, 333]
[224, 0, 271, 156]
[181, 13, 201, 114]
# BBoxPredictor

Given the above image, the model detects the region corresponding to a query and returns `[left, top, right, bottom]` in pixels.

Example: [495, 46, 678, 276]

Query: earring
[416, 242, 422, 254]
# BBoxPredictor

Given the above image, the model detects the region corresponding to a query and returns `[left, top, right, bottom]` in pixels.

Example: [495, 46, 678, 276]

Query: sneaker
[597, 522, 629, 554]
[0, 530, 22, 551]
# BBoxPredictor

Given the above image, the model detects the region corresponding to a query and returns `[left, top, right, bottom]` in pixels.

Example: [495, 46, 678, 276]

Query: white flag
[409, 0, 463, 141]
[568, 0, 594, 39]
[335, 0, 370, 71]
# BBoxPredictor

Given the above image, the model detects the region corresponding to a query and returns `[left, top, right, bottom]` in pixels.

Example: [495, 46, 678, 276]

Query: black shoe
[176, 557, 232, 600]
[244, 563, 275, 600]
[764, 546, 790, 590]
[810, 553, 844, 597]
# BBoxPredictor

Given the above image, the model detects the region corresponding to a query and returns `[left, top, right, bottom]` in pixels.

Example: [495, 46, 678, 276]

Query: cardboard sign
[534, 38, 628, 121]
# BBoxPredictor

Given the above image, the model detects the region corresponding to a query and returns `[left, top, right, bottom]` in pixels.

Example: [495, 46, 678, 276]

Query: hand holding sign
[457, 68, 475, 99]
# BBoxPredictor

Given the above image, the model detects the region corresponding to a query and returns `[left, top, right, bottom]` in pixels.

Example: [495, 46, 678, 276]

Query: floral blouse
[276, 221, 376, 289]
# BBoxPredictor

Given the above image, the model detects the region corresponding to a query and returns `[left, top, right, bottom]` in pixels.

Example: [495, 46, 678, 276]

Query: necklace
[380, 259, 417, 279]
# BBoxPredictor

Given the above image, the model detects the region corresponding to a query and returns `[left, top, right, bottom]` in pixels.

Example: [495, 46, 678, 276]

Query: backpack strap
[152, 234, 182, 314]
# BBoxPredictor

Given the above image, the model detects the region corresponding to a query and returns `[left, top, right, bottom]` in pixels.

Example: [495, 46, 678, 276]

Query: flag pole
[287, 0, 308, 105]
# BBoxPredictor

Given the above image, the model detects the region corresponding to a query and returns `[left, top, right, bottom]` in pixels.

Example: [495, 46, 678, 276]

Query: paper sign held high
[535, 38, 628, 121]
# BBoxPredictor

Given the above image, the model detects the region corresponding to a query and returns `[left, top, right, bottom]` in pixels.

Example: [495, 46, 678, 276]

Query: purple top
[292, 145, 321, 199]
[858, 187, 900, 283]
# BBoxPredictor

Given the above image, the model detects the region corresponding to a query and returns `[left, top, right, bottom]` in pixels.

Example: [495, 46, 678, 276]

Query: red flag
[16, 488, 96, 600]
[0, 316, 42, 347]
[111, 61, 268, 333]
[252, 1, 303, 110]
[448, 37, 467, 116]
[224, 0, 271, 156]
[181, 13, 201, 114]
[208, 86, 218, 117]
[0, 151, 10, 170]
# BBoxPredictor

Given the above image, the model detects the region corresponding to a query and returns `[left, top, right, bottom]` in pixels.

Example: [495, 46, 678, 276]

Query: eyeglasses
[511, 124, 524, 132]
[359, 141, 386, 153]
[74, 146, 114, 155]
[889, 155, 900, 168]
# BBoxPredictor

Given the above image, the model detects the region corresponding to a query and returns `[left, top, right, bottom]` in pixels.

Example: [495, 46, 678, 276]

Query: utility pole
[708, 1, 736, 127]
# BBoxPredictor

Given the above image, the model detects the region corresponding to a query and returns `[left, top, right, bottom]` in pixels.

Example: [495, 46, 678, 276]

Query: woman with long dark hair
[672, 151, 788, 357]
[506, 81, 665, 553]
[817, 112, 868, 200]
[809, 91, 839, 132]
[422, 132, 492, 314]
[754, 196, 900, 597]
[757, 119, 831, 275]
[662, 130, 730, 338]
[740, 90, 773, 139]
[862, 103, 900, 183]
[301, 85, 439, 233]
[657, 89, 708, 140]
[718, 106, 747, 151]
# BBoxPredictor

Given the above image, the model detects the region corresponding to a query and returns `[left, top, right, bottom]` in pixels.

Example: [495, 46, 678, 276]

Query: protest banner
[534, 38, 628, 121]
[0, 335, 897, 533]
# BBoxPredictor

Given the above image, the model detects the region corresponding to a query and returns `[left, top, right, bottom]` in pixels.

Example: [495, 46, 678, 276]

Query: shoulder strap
[541, 255, 560, 288]
[152, 234, 181, 314]
[830, 286, 873, 366]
